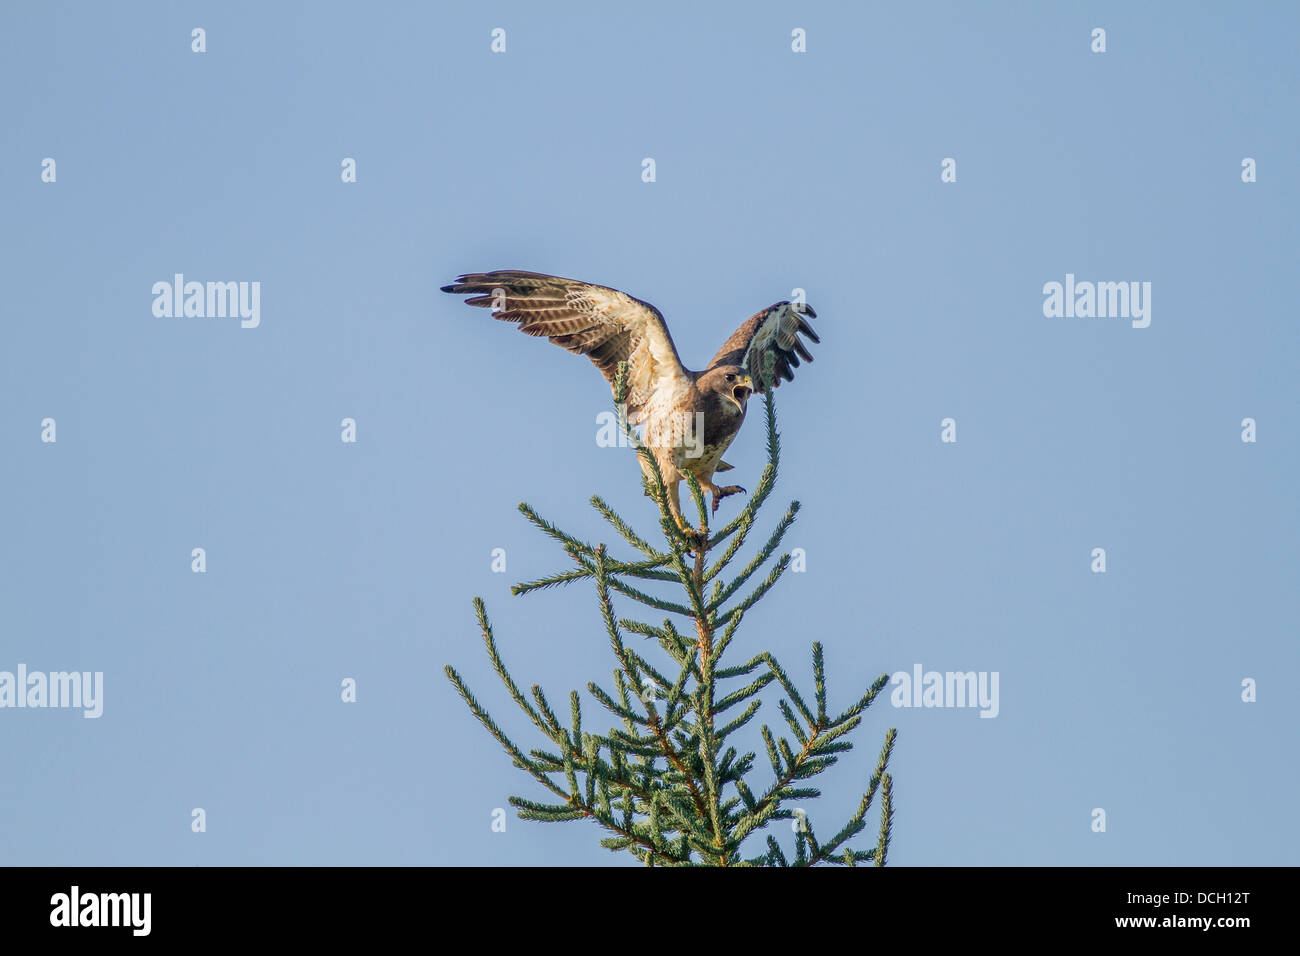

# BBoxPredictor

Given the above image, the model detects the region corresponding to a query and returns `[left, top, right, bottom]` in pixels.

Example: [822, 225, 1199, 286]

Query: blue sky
[2, 1, 1296, 865]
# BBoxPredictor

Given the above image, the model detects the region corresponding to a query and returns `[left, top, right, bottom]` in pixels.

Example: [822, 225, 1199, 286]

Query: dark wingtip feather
[442, 274, 484, 294]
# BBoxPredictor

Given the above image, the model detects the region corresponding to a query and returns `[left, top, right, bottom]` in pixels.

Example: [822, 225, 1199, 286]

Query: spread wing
[708, 301, 820, 392]
[441, 270, 690, 421]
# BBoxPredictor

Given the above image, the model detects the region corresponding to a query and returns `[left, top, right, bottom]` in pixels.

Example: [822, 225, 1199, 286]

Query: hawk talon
[709, 485, 747, 515]
[675, 524, 707, 556]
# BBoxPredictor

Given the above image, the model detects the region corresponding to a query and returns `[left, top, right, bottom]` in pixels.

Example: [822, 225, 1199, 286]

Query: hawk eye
[724, 373, 735, 382]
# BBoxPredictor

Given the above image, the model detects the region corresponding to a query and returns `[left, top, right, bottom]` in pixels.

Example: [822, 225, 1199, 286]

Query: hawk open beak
[731, 375, 753, 408]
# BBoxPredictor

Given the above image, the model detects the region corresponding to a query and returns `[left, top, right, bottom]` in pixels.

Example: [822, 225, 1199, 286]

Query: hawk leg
[668, 510, 707, 554]
[665, 480, 706, 549]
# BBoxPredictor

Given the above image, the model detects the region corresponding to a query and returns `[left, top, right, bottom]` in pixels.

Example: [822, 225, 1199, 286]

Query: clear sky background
[2, 1, 1296, 866]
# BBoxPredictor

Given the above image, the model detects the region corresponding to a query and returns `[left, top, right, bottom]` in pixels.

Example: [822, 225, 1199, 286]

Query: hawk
[441, 270, 820, 533]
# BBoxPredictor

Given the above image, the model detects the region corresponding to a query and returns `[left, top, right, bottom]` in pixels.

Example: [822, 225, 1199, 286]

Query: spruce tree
[446, 362, 897, 866]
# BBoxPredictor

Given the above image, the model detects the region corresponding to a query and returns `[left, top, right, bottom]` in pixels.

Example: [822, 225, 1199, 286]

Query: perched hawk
[441, 270, 820, 532]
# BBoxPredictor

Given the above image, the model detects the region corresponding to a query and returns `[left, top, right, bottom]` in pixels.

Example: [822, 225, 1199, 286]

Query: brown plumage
[440, 270, 820, 531]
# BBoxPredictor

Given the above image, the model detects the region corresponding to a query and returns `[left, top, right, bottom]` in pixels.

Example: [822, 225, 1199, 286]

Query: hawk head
[699, 366, 754, 414]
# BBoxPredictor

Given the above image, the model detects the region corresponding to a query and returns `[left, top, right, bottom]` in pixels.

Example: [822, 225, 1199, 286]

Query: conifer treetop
[445, 362, 897, 866]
